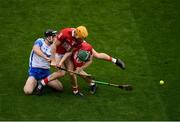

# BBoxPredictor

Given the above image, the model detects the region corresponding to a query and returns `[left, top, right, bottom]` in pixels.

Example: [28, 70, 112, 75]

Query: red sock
[105, 56, 112, 62]
[41, 77, 49, 86]
[44, 77, 49, 84]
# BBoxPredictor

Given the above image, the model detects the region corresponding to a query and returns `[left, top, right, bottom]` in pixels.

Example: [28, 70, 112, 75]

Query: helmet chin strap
[46, 36, 53, 44]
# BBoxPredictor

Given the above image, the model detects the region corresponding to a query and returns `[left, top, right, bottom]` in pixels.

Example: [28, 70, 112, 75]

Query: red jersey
[56, 28, 81, 54]
[72, 41, 93, 68]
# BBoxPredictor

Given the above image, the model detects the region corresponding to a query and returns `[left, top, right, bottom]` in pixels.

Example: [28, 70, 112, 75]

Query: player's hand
[50, 57, 56, 63]
[75, 67, 82, 73]
[50, 61, 56, 66]
[44, 57, 51, 62]
[50, 61, 59, 69]
[57, 62, 62, 68]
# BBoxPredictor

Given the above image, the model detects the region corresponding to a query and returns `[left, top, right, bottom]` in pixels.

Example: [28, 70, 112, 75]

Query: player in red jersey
[36, 26, 88, 96]
[37, 26, 125, 96]
[71, 41, 126, 95]
[72, 42, 93, 68]
[71, 41, 96, 95]
[61, 41, 125, 95]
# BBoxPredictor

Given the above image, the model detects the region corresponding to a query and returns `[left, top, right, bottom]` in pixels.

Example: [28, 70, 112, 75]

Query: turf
[0, 0, 179, 120]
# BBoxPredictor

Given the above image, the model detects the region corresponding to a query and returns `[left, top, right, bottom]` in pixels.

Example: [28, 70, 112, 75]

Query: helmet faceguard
[44, 29, 57, 44]
[44, 29, 57, 37]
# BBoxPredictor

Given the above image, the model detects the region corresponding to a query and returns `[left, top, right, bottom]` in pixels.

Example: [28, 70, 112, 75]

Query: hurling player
[37, 26, 125, 96]
[24, 29, 63, 95]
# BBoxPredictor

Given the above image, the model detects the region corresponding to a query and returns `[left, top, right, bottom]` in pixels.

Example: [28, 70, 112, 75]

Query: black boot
[90, 84, 97, 94]
[115, 59, 125, 70]
[74, 91, 84, 97]
[36, 81, 44, 96]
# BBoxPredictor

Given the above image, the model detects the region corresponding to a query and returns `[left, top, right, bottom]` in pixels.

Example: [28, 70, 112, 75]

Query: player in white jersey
[23, 29, 63, 95]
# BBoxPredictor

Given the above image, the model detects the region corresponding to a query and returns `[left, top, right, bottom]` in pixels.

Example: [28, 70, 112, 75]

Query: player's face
[47, 36, 56, 44]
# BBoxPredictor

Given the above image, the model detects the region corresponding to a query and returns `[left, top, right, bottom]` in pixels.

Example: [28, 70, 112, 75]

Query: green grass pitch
[0, 0, 179, 120]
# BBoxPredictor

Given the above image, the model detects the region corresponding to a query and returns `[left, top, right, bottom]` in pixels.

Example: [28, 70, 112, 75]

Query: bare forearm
[50, 44, 56, 61]
[92, 49, 111, 61]
[81, 60, 92, 70]
[33, 46, 47, 59]
[76, 56, 93, 72]
[95, 53, 111, 60]
[58, 52, 72, 66]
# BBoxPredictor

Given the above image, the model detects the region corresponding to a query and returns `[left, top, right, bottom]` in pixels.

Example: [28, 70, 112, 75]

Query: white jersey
[29, 38, 51, 69]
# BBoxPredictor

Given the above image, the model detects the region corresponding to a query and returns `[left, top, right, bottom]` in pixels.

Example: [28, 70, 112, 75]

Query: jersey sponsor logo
[71, 40, 76, 46]
[62, 41, 71, 51]
[41, 44, 51, 57]
[58, 33, 63, 39]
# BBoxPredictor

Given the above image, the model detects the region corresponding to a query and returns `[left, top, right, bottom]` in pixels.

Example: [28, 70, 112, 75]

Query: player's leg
[40, 69, 66, 86]
[65, 57, 83, 96]
[36, 71, 65, 95]
[36, 68, 64, 95]
[23, 76, 37, 95]
[36, 55, 66, 95]
[92, 49, 125, 69]
[39, 54, 66, 86]
[78, 70, 97, 94]
[48, 54, 66, 81]
[47, 79, 63, 91]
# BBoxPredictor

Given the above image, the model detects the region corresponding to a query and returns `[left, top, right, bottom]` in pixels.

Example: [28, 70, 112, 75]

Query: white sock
[112, 58, 117, 63]
[73, 90, 78, 94]
[41, 80, 46, 86]
[72, 86, 79, 94]
[90, 80, 95, 86]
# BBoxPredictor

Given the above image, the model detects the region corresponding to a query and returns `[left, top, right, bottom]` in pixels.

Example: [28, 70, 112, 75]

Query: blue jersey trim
[34, 38, 44, 48]
[30, 51, 34, 68]
[29, 38, 44, 68]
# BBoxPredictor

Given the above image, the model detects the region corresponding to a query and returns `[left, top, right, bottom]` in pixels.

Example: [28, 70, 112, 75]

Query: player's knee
[56, 86, 64, 92]
[23, 87, 33, 95]
[57, 71, 66, 77]
[49, 82, 64, 92]
[24, 90, 33, 95]
[55, 81, 64, 91]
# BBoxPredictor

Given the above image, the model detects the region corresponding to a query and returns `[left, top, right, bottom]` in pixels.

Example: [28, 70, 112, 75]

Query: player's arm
[76, 55, 93, 73]
[33, 41, 50, 61]
[58, 51, 73, 67]
[50, 38, 61, 63]
[92, 48, 125, 70]
[33, 45, 49, 60]
[92, 48, 112, 61]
